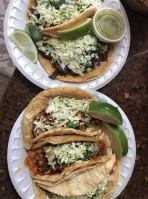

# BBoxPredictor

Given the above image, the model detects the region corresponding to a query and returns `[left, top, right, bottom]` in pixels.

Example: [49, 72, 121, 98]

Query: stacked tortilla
[27, 0, 115, 82]
[23, 87, 119, 199]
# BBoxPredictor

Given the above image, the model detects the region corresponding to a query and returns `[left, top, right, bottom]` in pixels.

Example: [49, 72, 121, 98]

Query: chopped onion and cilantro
[28, 0, 103, 29]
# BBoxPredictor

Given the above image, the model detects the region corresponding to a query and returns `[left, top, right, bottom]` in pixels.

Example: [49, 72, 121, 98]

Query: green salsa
[95, 9, 125, 40]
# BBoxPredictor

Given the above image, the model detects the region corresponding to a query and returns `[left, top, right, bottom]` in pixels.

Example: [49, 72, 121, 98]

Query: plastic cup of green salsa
[92, 8, 126, 43]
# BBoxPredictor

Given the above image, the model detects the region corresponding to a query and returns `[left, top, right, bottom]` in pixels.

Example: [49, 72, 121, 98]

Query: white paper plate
[7, 89, 136, 199]
[4, 0, 130, 90]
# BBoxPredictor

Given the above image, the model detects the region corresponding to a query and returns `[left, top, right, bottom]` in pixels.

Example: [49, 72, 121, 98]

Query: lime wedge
[57, 18, 92, 40]
[26, 23, 43, 42]
[102, 122, 128, 159]
[9, 29, 38, 63]
[88, 102, 122, 125]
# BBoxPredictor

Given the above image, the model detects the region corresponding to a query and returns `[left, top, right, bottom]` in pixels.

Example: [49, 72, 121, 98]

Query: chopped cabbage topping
[37, 35, 109, 75]
[46, 179, 108, 199]
[33, 96, 92, 132]
[44, 142, 95, 167]
[29, 0, 103, 29]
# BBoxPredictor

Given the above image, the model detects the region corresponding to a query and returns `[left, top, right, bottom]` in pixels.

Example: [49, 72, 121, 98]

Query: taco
[37, 35, 115, 82]
[27, 131, 113, 184]
[22, 87, 105, 150]
[27, 0, 103, 32]
[33, 155, 119, 199]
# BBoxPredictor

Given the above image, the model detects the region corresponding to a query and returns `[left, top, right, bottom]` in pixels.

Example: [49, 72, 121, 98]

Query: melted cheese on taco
[28, 0, 103, 29]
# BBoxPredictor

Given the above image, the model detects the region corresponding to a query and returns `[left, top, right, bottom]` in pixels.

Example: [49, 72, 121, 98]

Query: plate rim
[7, 89, 136, 199]
[4, 0, 130, 90]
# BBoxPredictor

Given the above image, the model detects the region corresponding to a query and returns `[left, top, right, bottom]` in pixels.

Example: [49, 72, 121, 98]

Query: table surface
[0, 1, 148, 199]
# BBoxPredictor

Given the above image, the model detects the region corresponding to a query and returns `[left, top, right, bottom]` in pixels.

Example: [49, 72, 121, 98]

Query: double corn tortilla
[27, 131, 112, 184]
[23, 87, 104, 150]
[39, 44, 115, 83]
[33, 155, 119, 199]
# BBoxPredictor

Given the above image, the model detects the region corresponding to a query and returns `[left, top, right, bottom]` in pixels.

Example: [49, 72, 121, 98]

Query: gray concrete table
[0, 0, 16, 99]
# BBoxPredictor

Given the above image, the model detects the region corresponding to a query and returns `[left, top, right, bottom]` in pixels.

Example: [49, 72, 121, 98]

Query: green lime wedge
[88, 102, 122, 125]
[26, 23, 43, 42]
[9, 29, 38, 63]
[102, 122, 128, 159]
[57, 18, 92, 40]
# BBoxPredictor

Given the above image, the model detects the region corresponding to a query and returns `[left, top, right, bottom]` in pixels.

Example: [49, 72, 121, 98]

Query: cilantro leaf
[67, 121, 80, 128]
